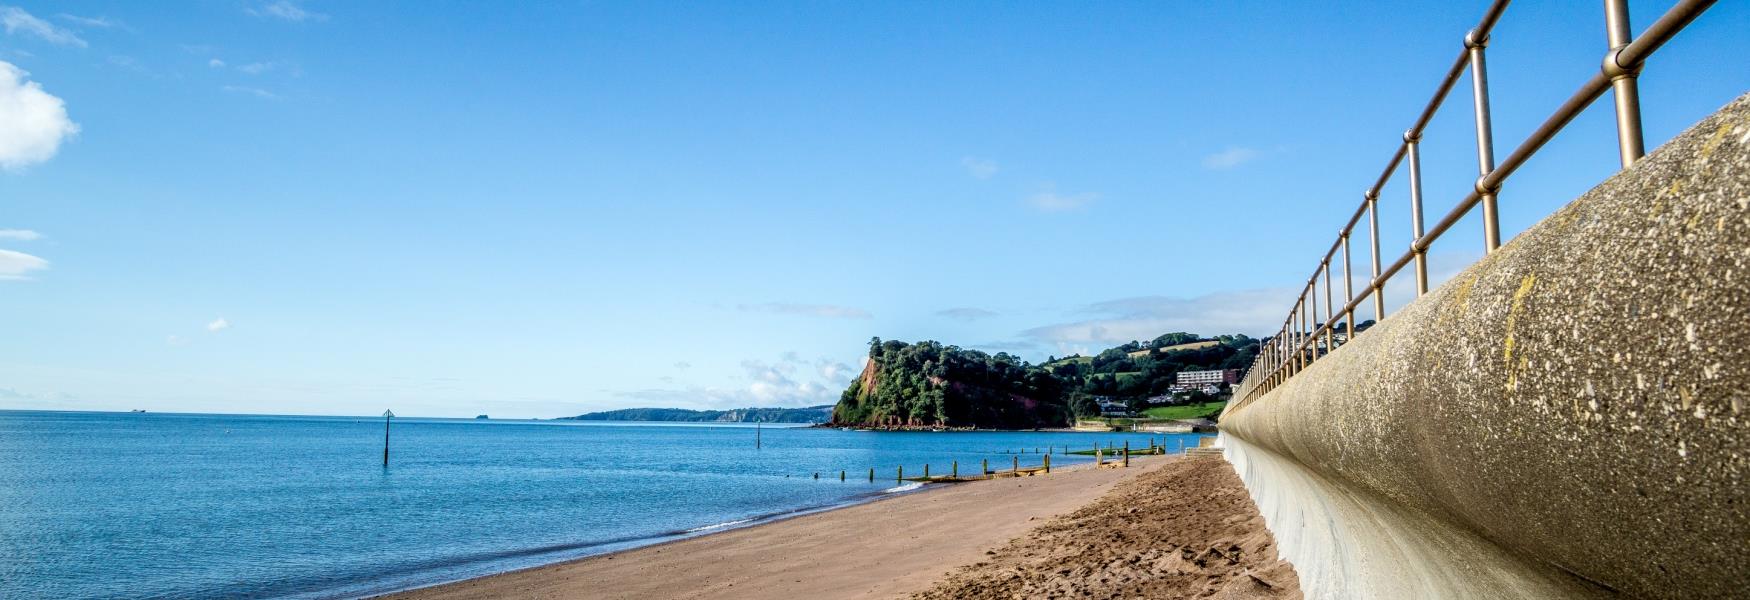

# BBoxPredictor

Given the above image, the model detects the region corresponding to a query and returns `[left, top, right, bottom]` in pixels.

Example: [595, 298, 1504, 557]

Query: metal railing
[1231, 0, 1719, 411]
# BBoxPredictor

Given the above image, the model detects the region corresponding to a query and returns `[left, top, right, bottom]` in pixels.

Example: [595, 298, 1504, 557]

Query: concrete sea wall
[1222, 92, 1750, 599]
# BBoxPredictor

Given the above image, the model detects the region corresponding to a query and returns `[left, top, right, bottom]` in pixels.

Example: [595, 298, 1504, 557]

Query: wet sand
[386, 455, 1294, 600]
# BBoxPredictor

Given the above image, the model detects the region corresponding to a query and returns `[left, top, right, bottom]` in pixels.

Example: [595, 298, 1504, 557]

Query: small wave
[882, 482, 925, 494]
[684, 518, 757, 533]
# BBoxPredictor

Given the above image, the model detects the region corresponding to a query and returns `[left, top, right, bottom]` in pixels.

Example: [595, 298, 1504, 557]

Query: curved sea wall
[1222, 92, 1750, 600]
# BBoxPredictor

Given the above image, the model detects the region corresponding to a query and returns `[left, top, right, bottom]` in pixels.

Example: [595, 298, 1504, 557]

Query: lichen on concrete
[1223, 92, 1750, 600]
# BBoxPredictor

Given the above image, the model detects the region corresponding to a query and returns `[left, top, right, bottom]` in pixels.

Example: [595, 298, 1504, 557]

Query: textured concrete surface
[1223, 91, 1750, 600]
[1223, 434, 1608, 599]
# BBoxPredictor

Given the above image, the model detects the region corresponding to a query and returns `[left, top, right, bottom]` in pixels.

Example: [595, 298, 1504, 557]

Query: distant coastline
[562, 405, 831, 424]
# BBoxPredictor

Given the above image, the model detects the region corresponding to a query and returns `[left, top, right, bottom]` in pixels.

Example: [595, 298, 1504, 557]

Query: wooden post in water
[840, 470, 845, 481]
[868, 468, 874, 482]
[983, 458, 989, 479]
[952, 461, 958, 478]
[1123, 441, 1130, 467]
[756, 420, 761, 450]
[924, 464, 930, 478]
[897, 465, 903, 483]
[1044, 454, 1051, 473]
[814, 472, 819, 479]
[1012, 455, 1019, 475]
[381, 409, 394, 467]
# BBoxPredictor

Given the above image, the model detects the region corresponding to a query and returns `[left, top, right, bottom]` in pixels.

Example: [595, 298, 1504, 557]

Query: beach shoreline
[379, 456, 1171, 600]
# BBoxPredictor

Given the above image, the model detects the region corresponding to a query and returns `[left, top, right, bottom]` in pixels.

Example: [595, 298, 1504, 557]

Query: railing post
[1342, 232, 1355, 340]
[1406, 132, 1430, 296]
[1323, 260, 1335, 351]
[1466, 29, 1502, 253]
[1307, 280, 1319, 362]
[1603, 0, 1646, 166]
[1367, 191, 1384, 322]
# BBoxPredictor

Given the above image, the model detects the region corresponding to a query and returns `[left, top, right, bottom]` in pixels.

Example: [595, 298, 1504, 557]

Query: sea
[0, 410, 1208, 599]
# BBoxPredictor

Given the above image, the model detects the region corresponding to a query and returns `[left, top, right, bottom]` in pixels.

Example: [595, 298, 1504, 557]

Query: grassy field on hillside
[1126, 340, 1220, 358]
[1143, 401, 1227, 421]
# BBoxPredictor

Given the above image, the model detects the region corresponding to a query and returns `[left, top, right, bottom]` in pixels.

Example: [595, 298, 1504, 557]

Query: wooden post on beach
[983, 458, 989, 479]
[1096, 447, 1104, 466]
[1123, 441, 1130, 467]
[1044, 454, 1051, 473]
[1012, 455, 1019, 475]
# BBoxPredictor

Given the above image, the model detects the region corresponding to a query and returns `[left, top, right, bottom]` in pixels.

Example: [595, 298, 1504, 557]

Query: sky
[1, 1, 1745, 418]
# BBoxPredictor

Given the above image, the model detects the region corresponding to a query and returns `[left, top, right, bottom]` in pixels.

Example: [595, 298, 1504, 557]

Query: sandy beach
[386, 454, 1295, 600]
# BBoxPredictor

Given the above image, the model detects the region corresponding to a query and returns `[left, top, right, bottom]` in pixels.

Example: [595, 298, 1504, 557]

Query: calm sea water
[0, 410, 1206, 599]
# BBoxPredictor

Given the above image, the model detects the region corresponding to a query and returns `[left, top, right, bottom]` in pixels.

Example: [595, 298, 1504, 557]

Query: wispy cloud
[236, 61, 279, 75]
[221, 85, 278, 99]
[0, 61, 79, 170]
[208, 58, 225, 68]
[0, 248, 48, 280]
[55, 14, 124, 30]
[1020, 288, 1292, 351]
[0, 229, 41, 241]
[673, 361, 692, 370]
[207, 317, 230, 332]
[1, 6, 86, 47]
[1027, 187, 1098, 212]
[611, 352, 856, 411]
[1202, 146, 1260, 170]
[737, 302, 872, 319]
[247, 1, 328, 23]
[937, 307, 998, 322]
[960, 156, 999, 179]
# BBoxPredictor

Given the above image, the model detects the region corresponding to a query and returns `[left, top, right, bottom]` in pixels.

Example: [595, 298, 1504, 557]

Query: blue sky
[1, 1, 1745, 417]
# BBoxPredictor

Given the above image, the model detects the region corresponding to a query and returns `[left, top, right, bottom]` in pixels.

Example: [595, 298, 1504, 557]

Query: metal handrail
[1230, 0, 1720, 412]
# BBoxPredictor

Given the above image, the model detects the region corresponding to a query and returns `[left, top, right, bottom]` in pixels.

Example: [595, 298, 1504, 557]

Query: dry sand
[387, 455, 1295, 600]
[914, 456, 1300, 599]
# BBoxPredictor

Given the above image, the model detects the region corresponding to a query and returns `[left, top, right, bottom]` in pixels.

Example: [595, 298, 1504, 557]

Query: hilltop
[830, 333, 1261, 429]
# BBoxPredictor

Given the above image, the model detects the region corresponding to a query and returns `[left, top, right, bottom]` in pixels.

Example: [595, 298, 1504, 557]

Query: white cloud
[0, 61, 80, 170]
[1021, 288, 1292, 351]
[221, 85, 277, 99]
[737, 302, 872, 319]
[614, 353, 855, 410]
[673, 361, 692, 369]
[817, 360, 854, 383]
[960, 156, 999, 179]
[207, 317, 230, 332]
[1, 6, 86, 47]
[1028, 187, 1098, 212]
[937, 307, 998, 321]
[0, 228, 40, 241]
[208, 58, 225, 68]
[0, 248, 46, 279]
[166, 334, 187, 346]
[1202, 146, 1260, 170]
[55, 14, 122, 29]
[248, 1, 328, 23]
[236, 61, 277, 75]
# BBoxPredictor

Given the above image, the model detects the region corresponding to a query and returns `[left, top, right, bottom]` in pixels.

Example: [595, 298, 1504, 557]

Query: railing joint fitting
[1402, 129, 1421, 144]
[1464, 28, 1489, 49]
[1602, 45, 1641, 80]
[1474, 174, 1500, 196]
